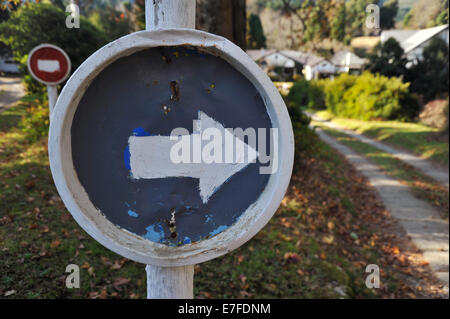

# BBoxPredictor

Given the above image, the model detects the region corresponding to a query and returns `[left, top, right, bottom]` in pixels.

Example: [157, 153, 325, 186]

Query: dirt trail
[0, 77, 25, 114]
[315, 128, 449, 293]
[308, 112, 449, 189]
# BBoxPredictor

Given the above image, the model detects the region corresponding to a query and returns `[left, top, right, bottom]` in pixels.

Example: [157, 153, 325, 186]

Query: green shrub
[288, 104, 318, 163]
[322, 73, 357, 116]
[408, 38, 449, 102]
[396, 92, 421, 122]
[20, 96, 50, 142]
[0, 3, 108, 95]
[324, 72, 420, 121]
[287, 79, 326, 110]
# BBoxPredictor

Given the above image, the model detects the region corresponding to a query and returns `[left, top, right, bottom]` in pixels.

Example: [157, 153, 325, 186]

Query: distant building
[381, 24, 449, 65]
[0, 51, 20, 74]
[247, 49, 336, 81]
[247, 48, 369, 81]
[331, 50, 367, 74]
[281, 50, 336, 80]
[246, 49, 277, 63]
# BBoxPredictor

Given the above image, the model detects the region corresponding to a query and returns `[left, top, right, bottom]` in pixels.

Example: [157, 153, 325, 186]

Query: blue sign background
[71, 47, 272, 246]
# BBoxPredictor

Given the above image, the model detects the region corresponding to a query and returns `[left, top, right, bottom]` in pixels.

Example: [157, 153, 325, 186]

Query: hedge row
[287, 72, 420, 121]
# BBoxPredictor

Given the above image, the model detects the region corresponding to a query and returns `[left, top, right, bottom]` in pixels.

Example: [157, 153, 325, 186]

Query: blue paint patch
[124, 146, 131, 170]
[209, 225, 229, 237]
[128, 210, 139, 218]
[169, 47, 207, 58]
[133, 127, 151, 137]
[183, 237, 192, 245]
[144, 223, 165, 243]
[205, 214, 213, 224]
[124, 128, 153, 171]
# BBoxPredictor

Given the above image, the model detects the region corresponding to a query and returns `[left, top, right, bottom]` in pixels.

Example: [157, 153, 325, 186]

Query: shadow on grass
[0, 103, 27, 132]
[349, 126, 449, 166]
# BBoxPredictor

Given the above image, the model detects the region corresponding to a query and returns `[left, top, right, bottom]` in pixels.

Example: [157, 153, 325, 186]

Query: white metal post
[47, 85, 58, 115]
[146, 265, 195, 299]
[144, 0, 197, 300]
[146, 0, 196, 30]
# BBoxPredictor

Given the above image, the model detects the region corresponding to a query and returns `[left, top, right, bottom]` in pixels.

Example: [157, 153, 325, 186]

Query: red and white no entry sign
[27, 44, 71, 86]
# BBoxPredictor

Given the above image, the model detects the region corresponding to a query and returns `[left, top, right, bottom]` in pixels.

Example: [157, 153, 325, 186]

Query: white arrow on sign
[129, 111, 259, 204]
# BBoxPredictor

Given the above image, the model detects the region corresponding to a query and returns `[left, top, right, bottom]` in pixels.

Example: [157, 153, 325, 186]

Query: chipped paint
[124, 128, 152, 171]
[128, 210, 139, 218]
[144, 223, 165, 243]
[205, 214, 213, 224]
[209, 225, 229, 237]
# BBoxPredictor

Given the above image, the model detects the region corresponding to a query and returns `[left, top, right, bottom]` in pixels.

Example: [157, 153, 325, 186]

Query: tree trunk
[196, 0, 247, 50]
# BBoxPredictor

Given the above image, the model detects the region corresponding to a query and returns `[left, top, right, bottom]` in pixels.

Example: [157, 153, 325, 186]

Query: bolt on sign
[49, 1, 294, 295]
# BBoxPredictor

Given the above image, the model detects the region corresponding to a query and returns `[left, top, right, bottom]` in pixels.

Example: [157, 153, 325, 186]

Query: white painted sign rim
[49, 29, 295, 267]
[27, 43, 72, 86]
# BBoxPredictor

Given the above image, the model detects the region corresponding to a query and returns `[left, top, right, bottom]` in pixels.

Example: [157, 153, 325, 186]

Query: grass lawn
[314, 110, 449, 168]
[0, 101, 446, 299]
[313, 121, 449, 219]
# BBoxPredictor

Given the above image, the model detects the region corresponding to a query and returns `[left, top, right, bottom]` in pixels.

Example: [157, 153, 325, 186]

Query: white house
[0, 53, 20, 74]
[381, 24, 449, 65]
[331, 50, 367, 74]
[247, 49, 336, 80]
[281, 50, 336, 80]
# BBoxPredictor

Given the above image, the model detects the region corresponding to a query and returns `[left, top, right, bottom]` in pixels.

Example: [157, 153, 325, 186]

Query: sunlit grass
[313, 121, 449, 219]
[314, 110, 449, 167]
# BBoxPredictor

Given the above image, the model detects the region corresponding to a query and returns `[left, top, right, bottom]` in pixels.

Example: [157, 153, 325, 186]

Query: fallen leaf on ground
[50, 240, 61, 248]
[113, 278, 130, 291]
[284, 252, 301, 263]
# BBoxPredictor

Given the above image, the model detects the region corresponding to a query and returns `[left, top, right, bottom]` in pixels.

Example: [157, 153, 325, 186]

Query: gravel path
[315, 127, 449, 291]
[308, 112, 449, 189]
[0, 77, 25, 114]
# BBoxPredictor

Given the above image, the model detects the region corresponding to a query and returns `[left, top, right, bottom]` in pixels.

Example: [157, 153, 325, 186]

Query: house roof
[246, 49, 277, 62]
[381, 24, 449, 54]
[279, 50, 326, 67]
[247, 49, 329, 68]
[331, 50, 367, 69]
[402, 24, 449, 54]
[381, 30, 417, 46]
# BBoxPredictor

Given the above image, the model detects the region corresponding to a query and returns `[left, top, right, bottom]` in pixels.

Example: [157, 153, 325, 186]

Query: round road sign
[49, 29, 294, 267]
[27, 44, 71, 86]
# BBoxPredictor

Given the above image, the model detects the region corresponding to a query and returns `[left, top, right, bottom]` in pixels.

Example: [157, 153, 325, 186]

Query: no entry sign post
[27, 44, 71, 114]
[49, 0, 294, 300]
